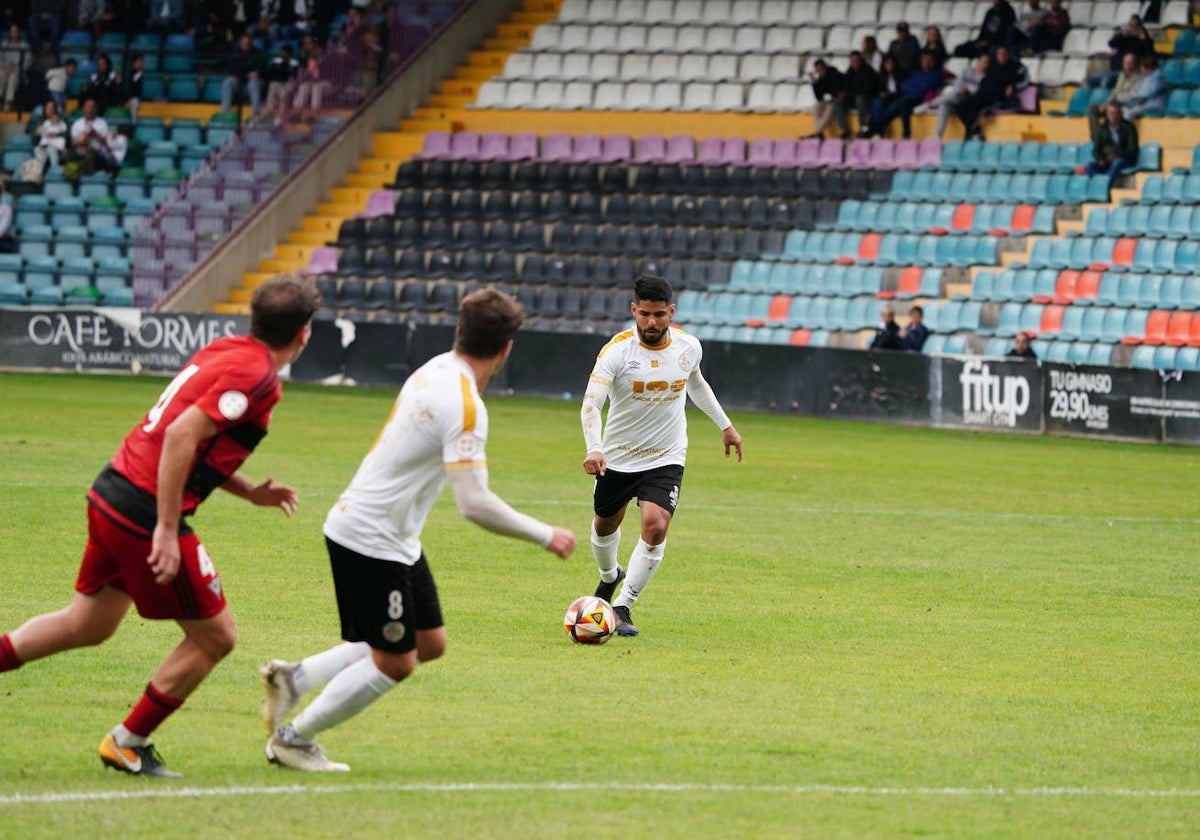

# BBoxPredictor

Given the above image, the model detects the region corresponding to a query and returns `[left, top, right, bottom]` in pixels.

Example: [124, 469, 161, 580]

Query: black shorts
[592, 464, 685, 519]
[326, 536, 444, 654]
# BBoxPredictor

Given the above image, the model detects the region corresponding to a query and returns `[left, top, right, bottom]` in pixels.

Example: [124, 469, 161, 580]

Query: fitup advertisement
[930, 355, 1043, 433]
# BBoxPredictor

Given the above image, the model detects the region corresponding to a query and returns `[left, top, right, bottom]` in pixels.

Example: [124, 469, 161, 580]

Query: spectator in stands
[871, 306, 902, 350]
[1027, 0, 1070, 53]
[123, 53, 145, 122]
[953, 0, 1017, 58]
[886, 22, 921, 78]
[109, 123, 144, 168]
[1121, 53, 1167, 119]
[1007, 331, 1036, 359]
[292, 55, 331, 124]
[901, 305, 929, 352]
[81, 51, 121, 113]
[1006, 0, 1043, 54]
[0, 182, 15, 253]
[861, 35, 883, 72]
[76, 0, 112, 38]
[0, 22, 30, 111]
[844, 50, 880, 136]
[864, 51, 943, 139]
[923, 53, 988, 138]
[67, 95, 117, 175]
[1082, 101, 1139, 184]
[274, 0, 318, 43]
[27, 0, 63, 57]
[922, 26, 948, 69]
[808, 58, 851, 140]
[44, 56, 74, 113]
[954, 44, 1027, 140]
[222, 32, 265, 116]
[32, 97, 67, 168]
[146, 0, 185, 31]
[863, 55, 905, 136]
[264, 42, 301, 122]
[1088, 14, 1157, 89]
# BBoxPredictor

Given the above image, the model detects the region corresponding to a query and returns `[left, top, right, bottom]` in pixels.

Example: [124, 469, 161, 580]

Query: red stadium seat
[1075, 270, 1102, 302]
[1166, 311, 1192, 346]
[788, 328, 812, 346]
[895, 266, 923, 297]
[1111, 237, 1138, 268]
[857, 233, 882, 262]
[1039, 304, 1065, 337]
[1010, 204, 1036, 233]
[951, 204, 975, 232]
[1141, 310, 1171, 345]
[767, 294, 791, 323]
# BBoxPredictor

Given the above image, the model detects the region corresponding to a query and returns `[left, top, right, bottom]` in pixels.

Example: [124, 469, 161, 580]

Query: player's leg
[260, 641, 372, 732]
[591, 470, 633, 602]
[611, 466, 684, 636]
[0, 586, 131, 671]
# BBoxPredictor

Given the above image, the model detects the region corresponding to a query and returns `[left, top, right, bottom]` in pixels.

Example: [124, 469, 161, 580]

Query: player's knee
[642, 522, 669, 544]
[417, 635, 446, 664]
[193, 625, 237, 663]
[374, 650, 417, 681]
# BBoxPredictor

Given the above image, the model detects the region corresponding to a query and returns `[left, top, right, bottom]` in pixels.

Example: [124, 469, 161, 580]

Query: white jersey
[324, 352, 488, 564]
[588, 327, 704, 472]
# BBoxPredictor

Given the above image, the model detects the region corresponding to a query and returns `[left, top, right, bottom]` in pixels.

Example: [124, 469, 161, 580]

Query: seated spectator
[1007, 331, 1036, 359]
[1027, 0, 1070, 54]
[77, 0, 112, 38]
[844, 50, 880, 136]
[222, 33, 265, 115]
[901, 305, 929, 352]
[1088, 15, 1157, 88]
[861, 35, 883, 72]
[1006, 0, 1043, 54]
[292, 56, 331, 124]
[66, 96, 117, 176]
[922, 26, 948, 69]
[123, 53, 145, 122]
[1082, 102, 1138, 184]
[953, 45, 1027, 139]
[887, 22, 921, 78]
[264, 42, 301, 121]
[923, 53, 989, 138]
[27, 0, 63, 57]
[80, 52, 121, 113]
[0, 182, 15, 253]
[146, 0, 185, 31]
[33, 98, 67, 168]
[808, 58, 851, 140]
[871, 305, 902, 350]
[0, 23, 30, 112]
[954, 0, 1017, 58]
[1122, 53, 1167, 119]
[44, 56, 74, 113]
[864, 51, 944, 138]
[109, 123, 145, 168]
[862, 55, 905, 137]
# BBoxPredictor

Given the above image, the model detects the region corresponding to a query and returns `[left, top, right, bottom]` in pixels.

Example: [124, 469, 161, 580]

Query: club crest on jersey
[382, 621, 406, 643]
[456, 434, 481, 457]
[677, 354, 694, 372]
[218, 390, 249, 420]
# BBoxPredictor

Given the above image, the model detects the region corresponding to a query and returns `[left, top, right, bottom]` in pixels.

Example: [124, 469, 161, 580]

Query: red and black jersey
[96, 336, 281, 532]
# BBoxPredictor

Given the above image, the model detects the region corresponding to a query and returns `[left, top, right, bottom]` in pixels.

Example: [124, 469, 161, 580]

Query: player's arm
[686, 369, 743, 462]
[149, 405, 217, 585]
[580, 378, 610, 475]
[447, 467, 576, 558]
[221, 472, 299, 516]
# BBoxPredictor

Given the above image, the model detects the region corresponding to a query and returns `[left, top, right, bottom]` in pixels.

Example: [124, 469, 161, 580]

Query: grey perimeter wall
[4, 308, 1199, 445]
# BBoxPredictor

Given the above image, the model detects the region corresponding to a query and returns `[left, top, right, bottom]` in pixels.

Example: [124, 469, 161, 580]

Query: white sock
[112, 724, 147, 748]
[293, 641, 371, 695]
[592, 523, 622, 582]
[614, 538, 664, 609]
[290, 657, 398, 741]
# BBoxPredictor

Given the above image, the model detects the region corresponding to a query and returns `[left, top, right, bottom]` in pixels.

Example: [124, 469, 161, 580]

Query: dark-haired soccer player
[581, 275, 742, 637]
[0, 274, 320, 778]
[260, 288, 577, 772]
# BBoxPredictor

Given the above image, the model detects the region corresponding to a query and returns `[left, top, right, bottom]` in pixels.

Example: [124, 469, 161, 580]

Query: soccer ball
[563, 595, 616, 645]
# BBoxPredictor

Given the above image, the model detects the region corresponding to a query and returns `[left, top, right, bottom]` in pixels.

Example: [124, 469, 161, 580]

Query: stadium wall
[3, 308, 1198, 445]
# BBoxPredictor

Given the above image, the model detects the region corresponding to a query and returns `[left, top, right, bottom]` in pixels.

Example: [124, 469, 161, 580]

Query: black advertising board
[931, 355, 1044, 433]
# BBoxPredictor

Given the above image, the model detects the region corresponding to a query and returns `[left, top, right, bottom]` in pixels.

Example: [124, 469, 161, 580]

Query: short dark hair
[455, 288, 524, 357]
[250, 274, 320, 349]
[910, 305, 923, 316]
[634, 274, 672, 305]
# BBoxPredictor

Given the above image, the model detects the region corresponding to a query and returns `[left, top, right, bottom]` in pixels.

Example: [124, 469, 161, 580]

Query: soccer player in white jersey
[581, 275, 742, 637]
[260, 289, 578, 772]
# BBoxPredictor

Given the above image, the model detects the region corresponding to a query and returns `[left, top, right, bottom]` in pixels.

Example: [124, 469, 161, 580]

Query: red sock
[123, 682, 184, 739]
[0, 634, 22, 672]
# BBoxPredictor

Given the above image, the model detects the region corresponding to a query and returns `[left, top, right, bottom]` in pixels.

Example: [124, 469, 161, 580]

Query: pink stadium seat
[508, 132, 539, 161]
[771, 138, 801, 167]
[305, 246, 339, 274]
[569, 133, 604, 163]
[695, 136, 726, 166]
[631, 134, 666, 164]
[448, 131, 481, 159]
[892, 139, 919, 170]
[845, 138, 872, 169]
[916, 137, 942, 168]
[868, 139, 898, 170]
[599, 134, 633, 163]
[664, 134, 697, 164]
[364, 190, 396, 218]
[417, 130, 452, 160]
[476, 132, 511, 161]
[720, 136, 747, 166]
[542, 133, 574, 162]
[818, 138, 844, 168]
[747, 137, 774, 167]
[796, 136, 821, 168]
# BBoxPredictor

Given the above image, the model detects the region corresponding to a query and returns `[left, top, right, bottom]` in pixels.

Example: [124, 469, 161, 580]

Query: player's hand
[148, 522, 182, 586]
[583, 450, 606, 476]
[545, 527, 577, 559]
[722, 425, 743, 462]
[246, 476, 299, 516]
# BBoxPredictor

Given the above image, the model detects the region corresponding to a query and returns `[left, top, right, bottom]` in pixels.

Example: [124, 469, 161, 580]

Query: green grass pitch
[0, 371, 1198, 839]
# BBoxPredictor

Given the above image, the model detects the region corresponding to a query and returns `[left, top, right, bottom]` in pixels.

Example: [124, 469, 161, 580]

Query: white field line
[2, 781, 1200, 807]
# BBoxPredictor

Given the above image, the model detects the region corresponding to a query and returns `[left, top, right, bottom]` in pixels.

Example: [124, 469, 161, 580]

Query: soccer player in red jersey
[0, 274, 319, 777]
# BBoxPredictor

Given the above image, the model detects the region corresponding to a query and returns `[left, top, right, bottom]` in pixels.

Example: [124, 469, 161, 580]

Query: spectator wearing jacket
[808, 59, 850, 139]
[1083, 102, 1139, 184]
[954, 44, 1027, 139]
[864, 51, 944, 138]
[954, 0, 1016, 58]
[844, 50, 880, 136]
